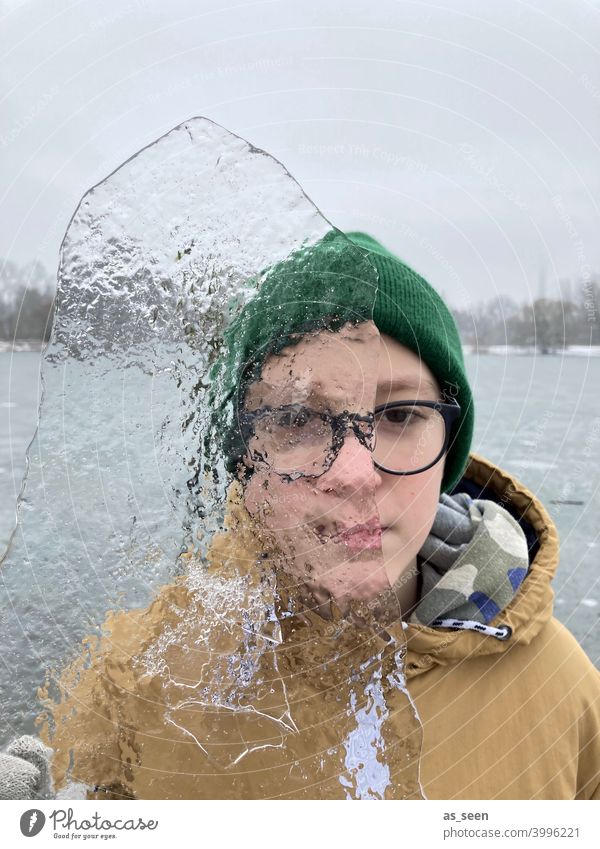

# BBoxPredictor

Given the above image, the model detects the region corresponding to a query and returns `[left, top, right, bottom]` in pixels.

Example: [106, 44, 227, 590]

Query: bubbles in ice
[0, 117, 424, 799]
[0, 117, 332, 740]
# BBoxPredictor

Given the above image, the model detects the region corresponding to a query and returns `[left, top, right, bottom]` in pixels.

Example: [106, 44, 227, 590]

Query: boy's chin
[284, 553, 390, 614]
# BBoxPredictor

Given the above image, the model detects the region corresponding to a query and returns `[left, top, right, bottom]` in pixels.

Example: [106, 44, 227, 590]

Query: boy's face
[241, 320, 444, 614]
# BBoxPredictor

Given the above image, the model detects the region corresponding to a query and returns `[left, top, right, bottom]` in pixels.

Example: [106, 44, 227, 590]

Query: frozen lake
[1, 351, 599, 665]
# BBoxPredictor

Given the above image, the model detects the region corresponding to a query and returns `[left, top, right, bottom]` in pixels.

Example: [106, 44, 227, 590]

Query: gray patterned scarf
[408, 492, 530, 640]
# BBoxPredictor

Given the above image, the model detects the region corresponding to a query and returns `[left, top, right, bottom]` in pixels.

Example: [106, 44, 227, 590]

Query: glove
[0, 736, 54, 800]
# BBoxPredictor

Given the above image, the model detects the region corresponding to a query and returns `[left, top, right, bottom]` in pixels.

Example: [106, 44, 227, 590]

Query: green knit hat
[211, 229, 473, 493]
[345, 231, 474, 492]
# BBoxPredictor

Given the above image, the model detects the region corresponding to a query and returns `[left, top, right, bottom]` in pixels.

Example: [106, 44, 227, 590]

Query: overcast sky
[1, 0, 599, 307]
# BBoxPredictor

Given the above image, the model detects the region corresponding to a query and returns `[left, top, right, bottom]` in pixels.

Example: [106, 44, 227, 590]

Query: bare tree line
[451, 281, 600, 351]
[0, 259, 55, 344]
[1, 258, 599, 351]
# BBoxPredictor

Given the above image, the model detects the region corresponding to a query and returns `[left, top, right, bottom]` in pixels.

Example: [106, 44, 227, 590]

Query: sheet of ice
[0, 117, 424, 799]
[0, 118, 328, 738]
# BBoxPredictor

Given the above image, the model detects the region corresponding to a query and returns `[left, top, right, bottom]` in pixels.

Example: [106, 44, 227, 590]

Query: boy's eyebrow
[376, 377, 439, 395]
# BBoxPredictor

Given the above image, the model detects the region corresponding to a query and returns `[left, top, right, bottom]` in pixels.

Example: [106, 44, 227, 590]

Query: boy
[3, 230, 600, 799]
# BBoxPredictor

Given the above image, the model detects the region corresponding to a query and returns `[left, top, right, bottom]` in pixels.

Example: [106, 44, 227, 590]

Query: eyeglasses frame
[371, 398, 462, 476]
[238, 397, 461, 480]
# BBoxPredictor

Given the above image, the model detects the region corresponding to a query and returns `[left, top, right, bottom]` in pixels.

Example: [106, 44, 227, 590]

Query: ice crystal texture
[0, 118, 423, 799]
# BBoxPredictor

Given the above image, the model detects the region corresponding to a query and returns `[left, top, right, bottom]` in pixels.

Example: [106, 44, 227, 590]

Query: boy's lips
[327, 517, 383, 552]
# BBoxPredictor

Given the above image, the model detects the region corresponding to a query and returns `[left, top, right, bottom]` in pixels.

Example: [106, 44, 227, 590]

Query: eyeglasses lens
[249, 406, 334, 476]
[372, 404, 446, 473]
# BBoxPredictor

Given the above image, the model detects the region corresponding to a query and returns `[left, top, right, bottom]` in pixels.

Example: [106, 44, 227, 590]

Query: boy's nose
[315, 432, 381, 495]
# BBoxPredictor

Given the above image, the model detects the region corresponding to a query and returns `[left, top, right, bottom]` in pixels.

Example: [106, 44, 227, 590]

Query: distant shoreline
[5, 343, 600, 356]
[461, 345, 600, 357]
[0, 341, 46, 353]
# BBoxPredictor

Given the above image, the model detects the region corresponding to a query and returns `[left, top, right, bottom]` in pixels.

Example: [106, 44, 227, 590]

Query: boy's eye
[379, 407, 423, 425]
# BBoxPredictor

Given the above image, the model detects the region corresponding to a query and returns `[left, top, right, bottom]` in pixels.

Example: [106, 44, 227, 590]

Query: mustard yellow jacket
[407, 454, 600, 800]
[41, 454, 600, 800]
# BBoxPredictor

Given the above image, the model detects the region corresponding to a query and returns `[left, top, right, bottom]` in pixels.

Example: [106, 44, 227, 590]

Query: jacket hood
[404, 452, 559, 674]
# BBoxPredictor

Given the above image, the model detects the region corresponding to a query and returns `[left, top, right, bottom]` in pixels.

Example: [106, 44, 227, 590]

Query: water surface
[1, 351, 598, 663]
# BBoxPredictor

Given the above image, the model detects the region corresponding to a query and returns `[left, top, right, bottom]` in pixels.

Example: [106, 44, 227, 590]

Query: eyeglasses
[239, 398, 461, 479]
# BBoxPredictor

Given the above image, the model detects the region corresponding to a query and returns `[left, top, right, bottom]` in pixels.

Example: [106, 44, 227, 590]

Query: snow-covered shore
[2, 342, 600, 357]
[462, 345, 600, 356]
[0, 341, 45, 353]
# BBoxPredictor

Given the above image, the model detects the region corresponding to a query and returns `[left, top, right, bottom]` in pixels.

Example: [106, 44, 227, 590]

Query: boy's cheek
[243, 472, 309, 522]
[380, 461, 444, 531]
